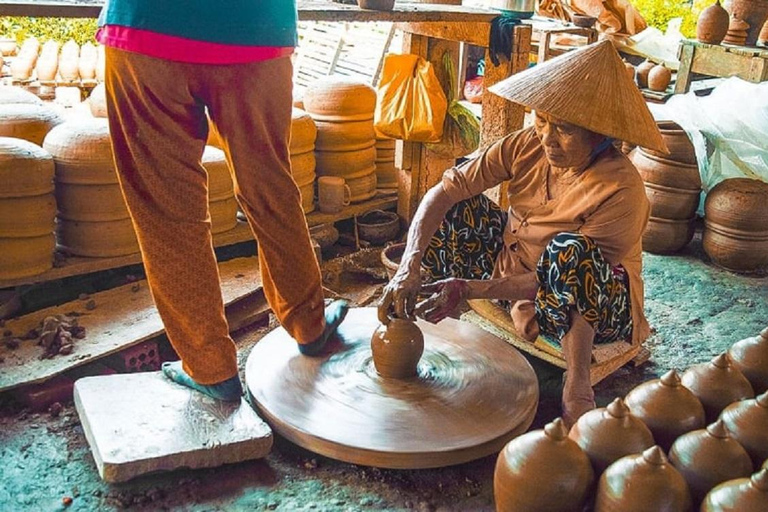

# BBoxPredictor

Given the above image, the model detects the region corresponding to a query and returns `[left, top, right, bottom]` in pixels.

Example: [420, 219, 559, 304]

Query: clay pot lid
[706, 418, 731, 439]
[605, 397, 630, 418]
[660, 369, 683, 387]
[245, 307, 539, 469]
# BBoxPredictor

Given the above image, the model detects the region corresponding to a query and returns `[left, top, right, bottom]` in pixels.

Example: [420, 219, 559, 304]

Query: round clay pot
[78, 42, 98, 80]
[358, 210, 400, 245]
[595, 446, 693, 512]
[0, 233, 55, 279]
[370, 316, 424, 379]
[290, 108, 317, 155]
[495, 418, 594, 512]
[357, 0, 395, 10]
[697, 0, 731, 44]
[636, 60, 656, 88]
[701, 468, 768, 511]
[725, 0, 768, 45]
[681, 353, 755, 423]
[315, 145, 377, 177]
[728, 327, 768, 393]
[625, 369, 706, 451]
[303, 77, 377, 122]
[9, 57, 34, 81]
[0, 38, 17, 56]
[0, 103, 65, 146]
[648, 64, 672, 92]
[645, 122, 697, 165]
[314, 118, 376, 151]
[88, 83, 107, 118]
[58, 56, 80, 82]
[382, 242, 405, 280]
[0, 86, 42, 106]
[720, 392, 768, 468]
[60, 40, 79, 60]
[632, 148, 700, 219]
[571, 13, 598, 28]
[568, 397, 655, 475]
[642, 216, 696, 254]
[43, 118, 116, 185]
[669, 419, 754, 505]
[0, 137, 54, 198]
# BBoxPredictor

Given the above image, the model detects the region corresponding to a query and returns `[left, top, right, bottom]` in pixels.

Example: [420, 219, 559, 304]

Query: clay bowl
[571, 14, 597, 28]
[701, 469, 768, 511]
[357, 0, 395, 10]
[728, 327, 768, 393]
[681, 353, 754, 423]
[719, 391, 768, 468]
[358, 210, 400, 245]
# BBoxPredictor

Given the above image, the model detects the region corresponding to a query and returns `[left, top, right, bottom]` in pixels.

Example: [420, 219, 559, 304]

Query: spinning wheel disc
[245, 308, 539, 469]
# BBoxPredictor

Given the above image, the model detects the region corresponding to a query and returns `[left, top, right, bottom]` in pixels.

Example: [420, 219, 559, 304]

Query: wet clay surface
[1, 236, 767, 511]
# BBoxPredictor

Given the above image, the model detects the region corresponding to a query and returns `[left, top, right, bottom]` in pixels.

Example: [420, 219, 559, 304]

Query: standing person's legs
[104, 48, 241, 399]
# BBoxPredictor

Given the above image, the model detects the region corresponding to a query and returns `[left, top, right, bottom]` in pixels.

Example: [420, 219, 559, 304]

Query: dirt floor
[1, 231, 767, 512]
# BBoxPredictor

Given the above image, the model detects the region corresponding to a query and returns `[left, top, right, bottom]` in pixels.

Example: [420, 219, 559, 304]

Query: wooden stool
[536, 26, 598, 63]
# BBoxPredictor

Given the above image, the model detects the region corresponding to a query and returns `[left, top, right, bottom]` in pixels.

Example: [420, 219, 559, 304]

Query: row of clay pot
[630, 60, 672, 92]
[8, 37, 105, 83]
[698, 0, 768, 47]
[724, 0, 768, 46]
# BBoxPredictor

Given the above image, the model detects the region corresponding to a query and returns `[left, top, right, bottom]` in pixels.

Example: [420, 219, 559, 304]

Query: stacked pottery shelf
[374, 136, 398, 190]
[202, 146, 238, 235]
[290, 108, 318, 213]
[5, 37, 104, 90]
[303, 77, 377, 203]
[631, 121, 701, 254]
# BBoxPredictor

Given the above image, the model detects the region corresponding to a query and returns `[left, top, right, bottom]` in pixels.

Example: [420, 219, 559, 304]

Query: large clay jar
[703, 178, 768, 273]
[370, 315, 424, 379]
[728, 327, 768, 393]
[568, 397, 655, 475]
[645, 121, 697, 165]
[681, 353, 754, 422]
[625, 370, 706, 451]
[697, 0, 731, 44]
[595, 446, 693, 512]
[720, 391, 768, 467]
[495, 418, 594, 512]
[631, 148, 700, 220]
[0, 103, 64, 146]
[642, 217, 695, 254]
[202, 146, 237, 235]
[725, 0, 768, 45]
[648, 64, 672, 92]
[701, 469, 768, 511]
[669, 419, 753, 505]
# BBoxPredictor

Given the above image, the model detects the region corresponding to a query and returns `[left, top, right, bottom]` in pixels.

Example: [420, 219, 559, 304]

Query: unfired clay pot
[697, 0, 731, 44]
[724, 17, 750, 45]
[701, 469, 768, 511]
[728, 327, 768, 393]
[0, 103, 65, 146]
[625, 370, 706, 451]
[314, 145, 377, 176]
[370, 315, 424, 379]
[314, 118, 376, 151]
[642, 216, 696, 254]
[719, 391, 768, 467]
[632, 148, 700, 220]
[303, 77, 377, 121]
[290, 108, 317, 155]
[624, 61, 635, 80]
[0, 86, 42, 106]
[725, 0, 768, 45]
[495, 418, 594, 512]
[681, 353, 754, 422]
[568, 397, 655, 475]
[647, 64, 672, 92]
[636, 60, 656, 88]
[669, 419, 753, 504]
[645, 121, 697, 165]
[595, 446, 693, 512]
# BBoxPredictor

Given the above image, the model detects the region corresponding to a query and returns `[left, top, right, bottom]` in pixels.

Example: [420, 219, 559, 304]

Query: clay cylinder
[303, 77, 377, 122]
[568, 397, 655, 475]
[290, 109, 318, 213]
[314, 118, 376, 151]
[728, 327, 768, 393]
[697, 0, 731, 44]
[370, 317, 424, 379]
[681, 353, 755, 422]
[701, 469, 768, 511]
[595, 446, 693, 512]
[495, 418, 594, 512]
[625, 370, 706, 451]
[290, 108, 317, 155]
[719, 391, 768, 468]
[0, 103, 64, 146]
[669, 419, 753, 505]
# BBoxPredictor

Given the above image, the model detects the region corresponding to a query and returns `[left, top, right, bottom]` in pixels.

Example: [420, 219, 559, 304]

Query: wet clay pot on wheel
[701, 468, 768, 511]
[681, 353, 755, 423]
[495, 418, 594, 512]
[669, 419, 754, 505]
[719, 391, 768, 468]
[595, 446, 693, 512]
[728, 327, 768, 393]
[625, 370, 706, 451]
[568, 397, 655, 475]
[697, 0, 731, 44]
[370, 314, 424, 379]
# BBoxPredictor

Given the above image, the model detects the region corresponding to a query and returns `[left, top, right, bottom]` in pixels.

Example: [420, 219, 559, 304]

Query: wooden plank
[394, 21, 490, 46]
[0, 257, 263, 392]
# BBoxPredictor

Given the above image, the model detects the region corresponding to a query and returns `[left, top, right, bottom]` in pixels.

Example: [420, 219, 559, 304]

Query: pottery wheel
[245, 308, 539, 469]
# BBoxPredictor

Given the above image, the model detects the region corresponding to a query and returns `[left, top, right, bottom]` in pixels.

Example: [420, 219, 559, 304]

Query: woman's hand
[414, 278, 469, 324]
[377, 267, 422, 323]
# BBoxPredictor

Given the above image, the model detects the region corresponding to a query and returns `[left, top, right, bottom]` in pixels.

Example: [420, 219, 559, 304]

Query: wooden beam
[394, 21, 490, 46]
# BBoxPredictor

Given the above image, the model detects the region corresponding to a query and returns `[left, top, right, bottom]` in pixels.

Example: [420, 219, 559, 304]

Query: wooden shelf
[0, 193, 397, 289]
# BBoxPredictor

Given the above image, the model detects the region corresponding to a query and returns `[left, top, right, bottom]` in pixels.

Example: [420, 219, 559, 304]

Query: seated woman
[378, 41, 667, 426]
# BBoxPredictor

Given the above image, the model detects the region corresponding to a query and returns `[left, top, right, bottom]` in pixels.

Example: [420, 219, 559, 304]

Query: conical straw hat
[489, 40, 667, 153]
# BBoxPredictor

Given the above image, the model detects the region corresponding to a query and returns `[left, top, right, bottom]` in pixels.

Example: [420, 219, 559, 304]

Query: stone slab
[74, 372, 273, 483]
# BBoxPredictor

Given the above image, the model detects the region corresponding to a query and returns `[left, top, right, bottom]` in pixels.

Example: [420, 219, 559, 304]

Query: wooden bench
[675, 39, 768, 94]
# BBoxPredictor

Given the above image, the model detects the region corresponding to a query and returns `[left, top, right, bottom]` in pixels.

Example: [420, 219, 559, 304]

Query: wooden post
[675, 42, 695, 94]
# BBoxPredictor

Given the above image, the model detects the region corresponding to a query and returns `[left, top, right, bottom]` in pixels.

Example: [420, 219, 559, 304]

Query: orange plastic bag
[374, 54, 448, 143]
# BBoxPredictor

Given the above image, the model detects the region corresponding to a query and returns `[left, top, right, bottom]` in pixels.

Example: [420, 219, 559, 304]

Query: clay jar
[681, 353, 754, 423]
[728, 327, 768, 393]
[636, 60, 656, 88]
[494, 418, 594, 512]
[697, 0, 730, 44]
[701, 469, 768, 511]
[370, 315, 424, 379]
[719, 391, 768, 468]
[625, 370, 706, 451]
[568, 397, 655, 475]
[648, 64, 672, 92]
[595, 446, 693, 512]
[669, 419, 753, 505]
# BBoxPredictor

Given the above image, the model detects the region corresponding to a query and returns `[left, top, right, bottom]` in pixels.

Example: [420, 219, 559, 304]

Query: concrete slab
[74, 372, 272, 483]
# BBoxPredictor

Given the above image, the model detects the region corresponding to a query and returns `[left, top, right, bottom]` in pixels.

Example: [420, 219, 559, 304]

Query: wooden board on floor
[0, 257, 262, 393]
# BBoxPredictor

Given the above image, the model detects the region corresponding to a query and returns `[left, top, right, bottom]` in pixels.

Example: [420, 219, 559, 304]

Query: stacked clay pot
[703, 178, 768, 272]
[631, 122, 700, 254]
[728, 327, 768, 393]
[719, 391, 768, 468]
[702, 468, 768, 511]
[0, 137, 56, 279]
[202, 146, 237, 235]
[494, 418, 594, 512]
[723, 17, 750, 46]
[681, 353, 754, 423]
[725, 0, 768, 46]
[43, 118, 140, 257]
[0, 100, 64, 146]
[303, 77, 377, 203]
[375, 136, 398, 190]
[290, 108, 318, 213]
[697, 0, 731, 44]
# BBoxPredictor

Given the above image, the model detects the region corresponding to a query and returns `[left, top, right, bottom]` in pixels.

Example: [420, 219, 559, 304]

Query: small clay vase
[719, 391, 768, 468]
[35, 56, 58, 82]
[728, 327, 768, 393]
[669, 419, 753, 505]
[701, 469, 768, 511]
[625, 370, 706, 451]
[636, 60, 656, 88]
[495, 418, 594, 512]
[595, 446, 693, 512]
[568, 397, 655, 475]
[648, 64, 672, 92]
[697, 0, 731, 44]
[681, 353, 754, 423]
[370, 315, 424, 379]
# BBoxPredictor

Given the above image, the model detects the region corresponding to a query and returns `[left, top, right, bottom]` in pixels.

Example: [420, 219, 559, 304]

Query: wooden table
[675, 39, 768, 94]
